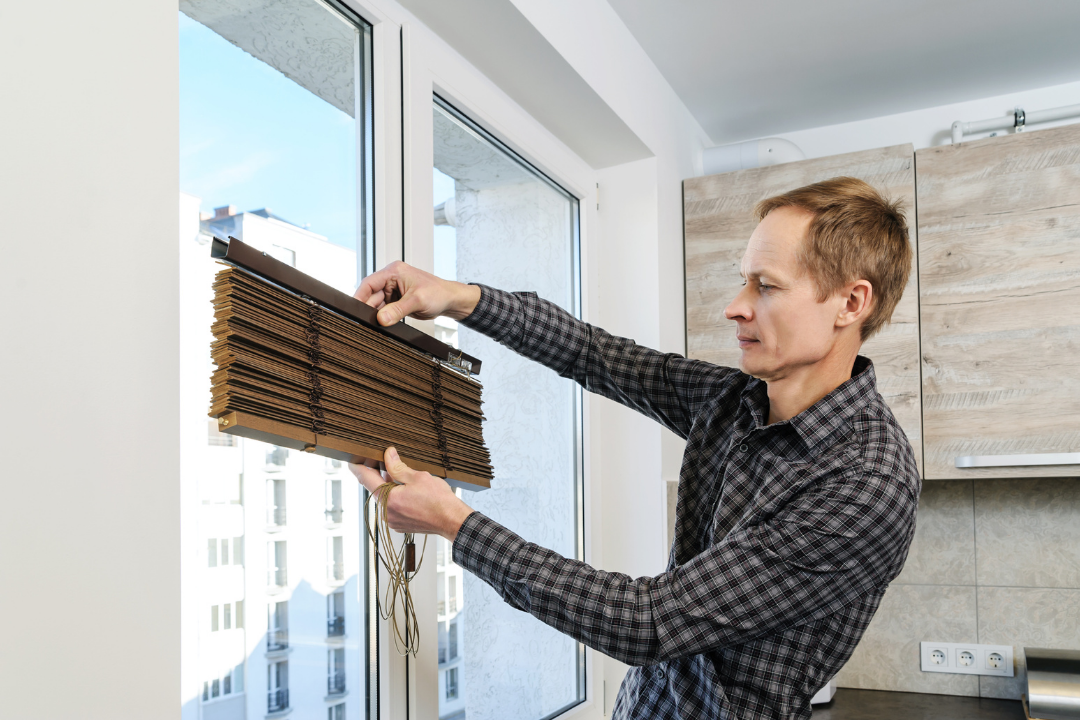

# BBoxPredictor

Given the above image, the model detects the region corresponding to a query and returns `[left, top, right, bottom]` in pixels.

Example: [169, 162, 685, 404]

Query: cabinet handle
[955, 452, 1080, 468]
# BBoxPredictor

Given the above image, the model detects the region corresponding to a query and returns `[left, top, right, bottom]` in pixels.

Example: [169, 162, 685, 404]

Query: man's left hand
[350, 446, 475, 543]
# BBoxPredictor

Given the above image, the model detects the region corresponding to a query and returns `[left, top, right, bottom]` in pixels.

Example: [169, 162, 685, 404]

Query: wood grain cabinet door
[683, 143, 923, 476]
[916, 124, 1080, 479]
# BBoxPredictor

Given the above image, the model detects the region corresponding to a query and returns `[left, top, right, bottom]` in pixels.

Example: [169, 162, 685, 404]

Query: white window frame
[316, 1, 603, 718]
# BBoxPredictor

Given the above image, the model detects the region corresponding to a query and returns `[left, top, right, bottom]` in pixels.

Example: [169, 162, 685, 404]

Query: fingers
[382, 446, 416, 483]
[349, 462, 386, 493]
[377, 290, 425, 326]
[354, 264, 399, 306]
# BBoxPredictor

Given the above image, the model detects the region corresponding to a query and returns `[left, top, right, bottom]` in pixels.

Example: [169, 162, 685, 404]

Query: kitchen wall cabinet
[916, 123, 1080, 479]
[683, 144, 924, 475]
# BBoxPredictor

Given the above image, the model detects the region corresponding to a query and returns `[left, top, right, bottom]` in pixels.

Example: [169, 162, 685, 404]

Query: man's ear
[836, 279, 873, 330]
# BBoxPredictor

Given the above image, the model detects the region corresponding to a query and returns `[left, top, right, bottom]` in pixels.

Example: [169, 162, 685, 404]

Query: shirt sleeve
[460, 284, 740, 439]
[452, 466, 917, 667]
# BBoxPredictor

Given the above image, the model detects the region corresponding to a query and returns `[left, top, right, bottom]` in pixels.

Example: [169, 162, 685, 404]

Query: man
[351, 176, 920, 720]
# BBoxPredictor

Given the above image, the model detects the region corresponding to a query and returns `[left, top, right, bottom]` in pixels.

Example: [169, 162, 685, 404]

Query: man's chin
[738, 354, 771, 380]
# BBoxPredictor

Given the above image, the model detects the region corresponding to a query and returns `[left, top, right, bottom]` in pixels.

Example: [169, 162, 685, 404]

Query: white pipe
[1027, 102, 1080, 125]
[702, 137, 806, 176]
[952, 102, 1080, 143]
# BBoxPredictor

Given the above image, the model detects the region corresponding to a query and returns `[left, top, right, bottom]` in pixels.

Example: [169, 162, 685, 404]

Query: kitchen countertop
[812, 688, 1026, 720]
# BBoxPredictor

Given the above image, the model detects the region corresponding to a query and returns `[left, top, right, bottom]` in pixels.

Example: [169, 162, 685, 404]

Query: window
[268, 660, 289, 713]
[266, 446, 288, 471]
[328, 648, 346, 696]
[268, 600, 288, 651]
[268, 540, 287, 589]
[180, 1, 373, 717]
[201, 664, 243, 703]
[267, 478, 286, 527]
[328, 591, 345, 637]
[210, 605, 219, 632]
[325, 478, 343, 524]
[432, 96, 585, 719]
[327, 535, 344, 583]
[445, 667, 458, 701]
[437, 571, 445, 616]
[329, 702, 345, 720]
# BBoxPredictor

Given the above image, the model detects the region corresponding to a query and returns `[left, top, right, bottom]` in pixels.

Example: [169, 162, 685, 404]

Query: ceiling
[608, 0, 1080, 144]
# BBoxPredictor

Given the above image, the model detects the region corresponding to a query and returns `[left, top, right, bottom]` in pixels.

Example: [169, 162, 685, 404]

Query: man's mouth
[737, 335, 758, 348]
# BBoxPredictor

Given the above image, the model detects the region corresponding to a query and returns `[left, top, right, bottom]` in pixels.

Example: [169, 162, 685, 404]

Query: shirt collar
[741, 356, 878, 452]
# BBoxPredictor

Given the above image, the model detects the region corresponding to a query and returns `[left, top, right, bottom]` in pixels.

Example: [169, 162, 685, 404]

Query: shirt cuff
[459, 284, 519, 335]
[452, 511, 526, 596]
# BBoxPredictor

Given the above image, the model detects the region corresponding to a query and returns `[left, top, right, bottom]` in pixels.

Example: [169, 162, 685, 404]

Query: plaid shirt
[454, 286, 920, 720]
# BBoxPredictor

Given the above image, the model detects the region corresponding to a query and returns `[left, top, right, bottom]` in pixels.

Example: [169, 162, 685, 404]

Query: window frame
[249, 1, 604, 717]
[392, 10, 600, 720]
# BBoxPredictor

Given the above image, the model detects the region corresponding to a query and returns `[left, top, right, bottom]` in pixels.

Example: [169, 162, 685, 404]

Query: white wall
[776, 78, 1080, 159]
[514, 1, 708, 491]
[0, 2, 179, 719]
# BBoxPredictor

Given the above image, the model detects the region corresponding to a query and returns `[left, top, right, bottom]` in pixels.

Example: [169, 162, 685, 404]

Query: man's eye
[759, 283, 771, 291]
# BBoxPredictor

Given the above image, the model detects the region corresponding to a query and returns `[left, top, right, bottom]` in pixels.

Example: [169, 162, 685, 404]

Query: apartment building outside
[181, 193, 364, 720]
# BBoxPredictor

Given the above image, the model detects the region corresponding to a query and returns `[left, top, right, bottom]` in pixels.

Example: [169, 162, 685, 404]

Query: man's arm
[354, 261, 740, 440]
[461, 284, 738, 439]
[451, 465, 917, 666]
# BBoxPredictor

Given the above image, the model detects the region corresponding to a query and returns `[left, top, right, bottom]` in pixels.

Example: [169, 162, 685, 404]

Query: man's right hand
[353, 260, 482, 327]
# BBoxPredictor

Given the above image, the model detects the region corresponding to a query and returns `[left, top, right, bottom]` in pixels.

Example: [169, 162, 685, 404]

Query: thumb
[382, 446, 414, 483]
[377, 290, 422, 326]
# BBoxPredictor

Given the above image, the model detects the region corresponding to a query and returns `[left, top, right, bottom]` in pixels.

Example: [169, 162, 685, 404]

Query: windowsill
[324, 690, 348, 702]
[326, 633, 347, 644]
[267, 585, 288, 595]
[265, 646, 292, 659]
[266, 708, 292, 719]
[265, 524, 285, 534]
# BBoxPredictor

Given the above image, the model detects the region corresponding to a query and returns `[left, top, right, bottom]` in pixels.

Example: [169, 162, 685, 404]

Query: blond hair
[755, 176, 911, 341]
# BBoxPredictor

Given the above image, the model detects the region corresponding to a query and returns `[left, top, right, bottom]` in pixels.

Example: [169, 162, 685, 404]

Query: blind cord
[364, 481, 427, 656]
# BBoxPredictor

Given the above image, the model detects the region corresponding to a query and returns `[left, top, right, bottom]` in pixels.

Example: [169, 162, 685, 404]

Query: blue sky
[179, 12, 356, 248]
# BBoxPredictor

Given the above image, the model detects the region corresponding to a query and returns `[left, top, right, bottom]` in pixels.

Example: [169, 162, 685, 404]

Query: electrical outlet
[920, 642, 1014, 677]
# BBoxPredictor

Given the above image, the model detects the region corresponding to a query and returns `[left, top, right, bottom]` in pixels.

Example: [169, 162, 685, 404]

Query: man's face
[724, 207, 847, 382]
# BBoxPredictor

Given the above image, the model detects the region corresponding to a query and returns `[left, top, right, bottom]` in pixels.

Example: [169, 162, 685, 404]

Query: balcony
[268, 688, 289, 713]
[267, 629, 289, 652]
[268, 568, 287, 591]
[327, 616, 345, 638]
[328, 671, 346, 696]
[324, 506, 343, 524]
[327, 562, 344, 584]
[267, 507, 286, 528]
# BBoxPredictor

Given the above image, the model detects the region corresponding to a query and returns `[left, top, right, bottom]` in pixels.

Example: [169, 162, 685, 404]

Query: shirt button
[657, 669, 665, 680]
[738, 443, 749, 452]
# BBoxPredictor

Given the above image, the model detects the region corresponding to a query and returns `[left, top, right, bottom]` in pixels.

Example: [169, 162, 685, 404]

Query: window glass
[180, 1, 373, 717]
[432, 97, 585, 720]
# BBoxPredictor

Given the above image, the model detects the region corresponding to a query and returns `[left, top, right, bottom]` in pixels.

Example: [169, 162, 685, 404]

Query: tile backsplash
[837, 478, 1080, 698]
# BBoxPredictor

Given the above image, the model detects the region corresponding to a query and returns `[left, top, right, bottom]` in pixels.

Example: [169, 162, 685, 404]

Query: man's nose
[724, 285, 753, 321]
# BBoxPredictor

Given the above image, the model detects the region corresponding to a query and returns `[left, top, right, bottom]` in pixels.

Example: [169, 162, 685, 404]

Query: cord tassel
[364, 481, 427, 656]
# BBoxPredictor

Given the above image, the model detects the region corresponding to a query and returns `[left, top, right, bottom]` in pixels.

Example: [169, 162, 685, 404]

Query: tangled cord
[364, 480, 428, 656]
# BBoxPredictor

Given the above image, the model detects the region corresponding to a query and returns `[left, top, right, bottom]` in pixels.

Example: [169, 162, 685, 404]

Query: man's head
[724, 176, 911, 383]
